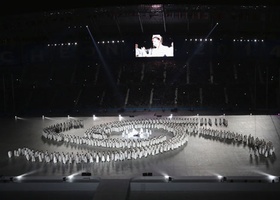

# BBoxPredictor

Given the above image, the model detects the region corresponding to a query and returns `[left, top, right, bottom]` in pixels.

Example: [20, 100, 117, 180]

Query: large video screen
[135, 34, 174, 58]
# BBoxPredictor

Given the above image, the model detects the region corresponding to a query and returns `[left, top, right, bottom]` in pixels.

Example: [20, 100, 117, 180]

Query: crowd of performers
[7, 116, 275, 165]
[42, 119, 84, 134]
[122, 128, 152, 139]
[198, 127, 275, 158]
[199, 117, 228, 127]
[8, 118, 191, 163]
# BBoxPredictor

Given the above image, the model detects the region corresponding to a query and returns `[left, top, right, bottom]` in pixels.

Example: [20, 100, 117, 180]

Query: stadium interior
[0, 0, 280, 199]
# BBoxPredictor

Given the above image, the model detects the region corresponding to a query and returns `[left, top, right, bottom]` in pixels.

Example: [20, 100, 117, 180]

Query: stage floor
[0, 113, 280, 179]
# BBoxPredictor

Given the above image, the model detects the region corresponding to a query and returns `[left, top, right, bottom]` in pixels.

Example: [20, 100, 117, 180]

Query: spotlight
[11, 175, 25, 182]
[164, 175, 172, 182]
[15, 175, 23, 180]
[217, 175, 223, 179]
[253, 171, 279, 183]
[67, 174, 75, 181]
[268, 175, 279, 183]
[65, 171, 84, 182]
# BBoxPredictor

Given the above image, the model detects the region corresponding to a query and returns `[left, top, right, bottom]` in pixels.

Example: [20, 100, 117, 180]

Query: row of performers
[43, 131, 167, 149]
[84, 117, 199, 137]
[43, 119, 84, 134]
[198, 127, 275, 158]
[199, 117, 228, 127]
[8, 133, 188, 163]
[42, 119, 197, 149]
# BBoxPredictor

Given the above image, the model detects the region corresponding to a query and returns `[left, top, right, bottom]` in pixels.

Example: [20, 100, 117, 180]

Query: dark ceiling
[1, 0, 278, 16]
[0, 0, 279, 43]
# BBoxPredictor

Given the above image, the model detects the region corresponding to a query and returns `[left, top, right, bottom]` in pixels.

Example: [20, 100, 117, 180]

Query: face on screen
[135, 34, 174, 58]
[152, 37, 161, 48]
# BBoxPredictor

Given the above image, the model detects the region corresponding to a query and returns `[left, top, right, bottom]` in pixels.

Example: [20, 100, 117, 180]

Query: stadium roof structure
[1, 0, 279, 43]
[1, 0, 279, 16]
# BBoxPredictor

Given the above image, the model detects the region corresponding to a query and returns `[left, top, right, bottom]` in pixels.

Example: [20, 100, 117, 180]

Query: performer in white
[136, 34, 173, 57]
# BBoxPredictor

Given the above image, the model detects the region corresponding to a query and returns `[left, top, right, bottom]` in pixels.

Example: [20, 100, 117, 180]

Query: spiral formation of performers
[7, 117, 275, 165]
[8, 118, 190, 163]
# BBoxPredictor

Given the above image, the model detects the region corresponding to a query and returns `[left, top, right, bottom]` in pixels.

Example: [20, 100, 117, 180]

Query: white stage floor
[0, 113, 279, 179]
